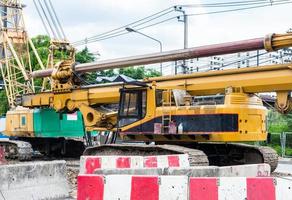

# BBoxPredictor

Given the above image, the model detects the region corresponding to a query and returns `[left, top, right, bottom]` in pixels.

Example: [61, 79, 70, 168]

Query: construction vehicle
[17, 32, 292, 171]
[0, 1, 86, 160]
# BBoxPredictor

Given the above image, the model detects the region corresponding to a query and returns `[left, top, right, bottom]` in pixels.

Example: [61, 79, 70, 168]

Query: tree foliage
[268, 110, 292, 132]
[119, 67, 161, 79]
[0, 90, 8, 116]
[0, 35, 96, 114]
[96, 67, 161, 80]
[76, 47, 95, 64]
[0, 34, 161, 115]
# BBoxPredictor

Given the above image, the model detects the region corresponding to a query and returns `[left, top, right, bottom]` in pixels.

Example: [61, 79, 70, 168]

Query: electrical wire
[187, 0, 292, 17]
[180, 0, 289, 7]
[73, 0, 292, 45]
[72, 7, 175, 45]
[73, 15, 179, 44]
[73, 9, 175, 46]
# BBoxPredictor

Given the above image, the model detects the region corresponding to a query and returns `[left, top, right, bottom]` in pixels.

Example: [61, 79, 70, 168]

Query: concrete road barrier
[80, 154, 189, 174]
[77, 175, 292, 200]
[0, 160, 69, 200]
[91, 164, 270, 177]
[168, 163, 270, 177]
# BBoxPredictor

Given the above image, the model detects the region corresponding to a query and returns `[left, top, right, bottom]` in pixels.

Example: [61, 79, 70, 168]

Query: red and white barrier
[80, 154, 189, 174]
[77, 175, 292, 200]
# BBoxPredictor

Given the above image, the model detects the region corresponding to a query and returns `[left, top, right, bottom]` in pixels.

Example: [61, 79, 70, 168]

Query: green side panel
[33, 108, 85, 138]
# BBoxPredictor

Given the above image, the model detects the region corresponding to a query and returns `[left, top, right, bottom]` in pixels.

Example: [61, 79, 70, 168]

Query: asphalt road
[275, 160, 292, 175]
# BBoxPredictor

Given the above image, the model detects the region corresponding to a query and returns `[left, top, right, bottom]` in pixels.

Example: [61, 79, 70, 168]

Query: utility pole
[175, 6, 188, 74]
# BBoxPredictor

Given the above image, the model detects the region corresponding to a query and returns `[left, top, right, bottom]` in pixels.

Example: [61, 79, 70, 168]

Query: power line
[187, 0, 292, 17]
[81, 0, 292, 44]
[73, 9, 175, 45]
[180, 0, 276, 7]
[72, 7, 175, 45]
[73, 0, 292, 46]
[76, 16, 178, 44]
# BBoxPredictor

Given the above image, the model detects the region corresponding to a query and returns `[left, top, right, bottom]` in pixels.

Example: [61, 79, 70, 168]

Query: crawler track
[84, 143, 278, 171]
[193, 143, 279, 172]
[0, 139, 33, 161]
[83, 144, 209, 166]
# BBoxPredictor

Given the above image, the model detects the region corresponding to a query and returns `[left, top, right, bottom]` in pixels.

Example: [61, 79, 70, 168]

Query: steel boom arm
[31, 33, 292, 78]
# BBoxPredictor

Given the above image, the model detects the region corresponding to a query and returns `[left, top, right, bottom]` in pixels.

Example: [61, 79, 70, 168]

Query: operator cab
[118, 88, 147, 128]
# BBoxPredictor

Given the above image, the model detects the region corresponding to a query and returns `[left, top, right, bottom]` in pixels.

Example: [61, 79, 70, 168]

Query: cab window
[118, 89, 147, 127]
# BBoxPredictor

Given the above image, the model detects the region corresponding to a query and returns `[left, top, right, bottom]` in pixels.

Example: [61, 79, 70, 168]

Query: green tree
[118, 66, 161, 79]
[0, 90, 8, 116]
[96, 66, 160, 80]
[76, 47, 95, 63]
[30, 35, 50, 71]
[0, 35, 97, 114]
[96, 69, 115, 77]
[75, 47, 97, 83]
[268, 110, 292, 132]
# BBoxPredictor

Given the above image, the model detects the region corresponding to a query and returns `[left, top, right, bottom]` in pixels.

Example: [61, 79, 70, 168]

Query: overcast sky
[22, 0, 292, 60]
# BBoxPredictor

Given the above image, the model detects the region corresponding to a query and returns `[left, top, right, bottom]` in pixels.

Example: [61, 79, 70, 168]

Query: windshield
[118, 89, 146, 127]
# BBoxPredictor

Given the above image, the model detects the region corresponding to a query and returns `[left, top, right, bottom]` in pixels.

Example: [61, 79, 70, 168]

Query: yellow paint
[120, 89, 267, 142]
[4, 107, 34, 137]
[18, 62, 292, 142]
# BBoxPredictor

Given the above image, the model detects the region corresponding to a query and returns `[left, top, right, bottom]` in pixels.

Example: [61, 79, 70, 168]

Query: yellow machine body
[118, 87, 267, 142]
[4, 107, 34, 137]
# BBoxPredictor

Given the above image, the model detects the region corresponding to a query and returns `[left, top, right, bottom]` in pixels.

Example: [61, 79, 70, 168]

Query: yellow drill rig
[17, 32, 292, 171]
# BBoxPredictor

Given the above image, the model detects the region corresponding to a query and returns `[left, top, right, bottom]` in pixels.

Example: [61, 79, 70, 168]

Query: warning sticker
[67, 112, 78, 121]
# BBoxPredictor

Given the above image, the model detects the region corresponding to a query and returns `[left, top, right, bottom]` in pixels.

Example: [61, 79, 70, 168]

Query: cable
[180, 0, 285, 7]
[72, 7, 175, 45]
[32, 0, 50, 37]
[187, 1, 292, 17]
[37, 0, 57, 38]
[42, 0, 62, 39]
[75, 16, 178, 44]
[75, 1, 277, 45]
[73, 0, 292, 45]
[73, 9, 175, 45]
[48, 0, 67, 39]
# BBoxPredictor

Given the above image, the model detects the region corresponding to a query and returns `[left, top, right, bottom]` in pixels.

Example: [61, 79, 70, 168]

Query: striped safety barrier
[80, 154, 189, 174]
[77, 175, 292, 200]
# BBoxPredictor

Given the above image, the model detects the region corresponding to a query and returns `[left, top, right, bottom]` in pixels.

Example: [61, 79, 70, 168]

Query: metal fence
[269, 132, 292, 158]
[280, 132, 292, 158]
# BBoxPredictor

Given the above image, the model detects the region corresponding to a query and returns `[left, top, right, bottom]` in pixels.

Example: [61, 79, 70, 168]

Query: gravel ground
[65, 159, 80, 199]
